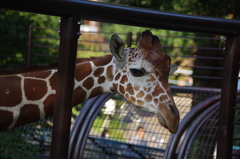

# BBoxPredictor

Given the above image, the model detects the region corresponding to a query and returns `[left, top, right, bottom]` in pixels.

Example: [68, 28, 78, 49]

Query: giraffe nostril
[168, 104, 179, 118]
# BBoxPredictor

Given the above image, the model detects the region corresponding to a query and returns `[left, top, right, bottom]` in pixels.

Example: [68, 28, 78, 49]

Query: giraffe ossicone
[0, 30, 179, 133]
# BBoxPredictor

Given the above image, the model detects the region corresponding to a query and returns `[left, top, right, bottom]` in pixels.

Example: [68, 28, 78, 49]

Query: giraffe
[0, 30, 179, 133]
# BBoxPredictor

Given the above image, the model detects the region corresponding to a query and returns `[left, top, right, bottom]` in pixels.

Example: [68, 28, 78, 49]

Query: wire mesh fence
[76, 86, 221, 159]
[1, 19, 239, 159]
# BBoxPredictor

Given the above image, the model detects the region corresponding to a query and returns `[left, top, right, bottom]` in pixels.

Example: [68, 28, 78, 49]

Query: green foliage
[92, 116, 107, 134]
[103, 0, 240, 19]
[30, 26, 59, 65]
[109, 116, 126, 141]
[76, 31, 110, 58]
[72, 103, 83, 119]
[0, 9, 59, 69]
[0, 129, 39, 159]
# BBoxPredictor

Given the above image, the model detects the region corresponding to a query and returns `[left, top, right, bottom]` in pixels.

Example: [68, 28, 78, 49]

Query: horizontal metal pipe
[170, 85, 221, 93]
[1, 0, 240, 35]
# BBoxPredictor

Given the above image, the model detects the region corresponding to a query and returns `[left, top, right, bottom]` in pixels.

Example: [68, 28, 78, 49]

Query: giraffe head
[110, 30, 179, 133]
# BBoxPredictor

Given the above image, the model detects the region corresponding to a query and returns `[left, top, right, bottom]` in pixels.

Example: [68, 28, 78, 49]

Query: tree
[0, 9, 60, 69]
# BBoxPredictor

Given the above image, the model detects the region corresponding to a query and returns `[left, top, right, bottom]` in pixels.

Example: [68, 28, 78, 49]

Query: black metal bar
[50, 14, 80, 159]
[136, 32, 141, 44]
[170, 85, 221, 93]
[217, 34, 240, 159]
[27, 25, 33, 66]
[1, 0, 240, 35]
[127, 32, 132, 47]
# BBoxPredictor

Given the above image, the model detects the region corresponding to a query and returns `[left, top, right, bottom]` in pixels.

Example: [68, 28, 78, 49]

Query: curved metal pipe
[69, 93, 113, 159]
[164, 95, 221, 159]
[178, 101, 220, 158]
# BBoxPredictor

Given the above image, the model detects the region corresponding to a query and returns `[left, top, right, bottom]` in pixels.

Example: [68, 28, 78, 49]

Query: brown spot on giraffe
[109, 87, 115, 92]
[119, 85, 125, 95]
[89, 87, 103, 99]
[128, 57, 132, 63]
[136, 91, 144, 98]
[127, 83, 134, 95]
[143, 87, 151, 92]
[73, 86, 87, 106]
[160, 95, 168, 101]
[83, 77, 94, 90]
[154, 99, 159, 105]
[144, 94, 152, 102]
[113, 83, 118, 91]
[106, 65, 113, 81]
[24, 79, 47, 100]
[134, 84, 140, 91]
[153, 84, 165, 96]
[98, 76, 106, 84]
[0, 110, 13, 131]
[92, 55, 112, 66]
[23, 70, 52, 79]
[0, 76, 22, 106]
[75, 62, 92, 82]
[136, 100, 144, 106]
[130, 96, 136, 103]
[43, 94, 55, 117]
[120, 75, 128, 84]
[114, 72, 121, 81]
[146, 74, 155, 82]
[49, 72, 57, 90]
[93, 68, 104, 77]
[15, 104, 40, 127]
[125, 93, 129, 99]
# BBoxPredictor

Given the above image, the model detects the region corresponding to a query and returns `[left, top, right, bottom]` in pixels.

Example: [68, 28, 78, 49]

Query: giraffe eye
[130, 68, 145, 77]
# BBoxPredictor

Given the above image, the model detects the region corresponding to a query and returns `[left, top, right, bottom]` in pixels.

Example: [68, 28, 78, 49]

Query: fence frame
[1, 0, 240, 159]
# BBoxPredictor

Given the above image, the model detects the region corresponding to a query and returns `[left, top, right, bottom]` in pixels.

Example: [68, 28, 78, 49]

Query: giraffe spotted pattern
[0, 70, 56, 129]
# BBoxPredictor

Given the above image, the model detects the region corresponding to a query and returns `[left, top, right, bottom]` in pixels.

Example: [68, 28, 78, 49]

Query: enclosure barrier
[70, 86, 223, 159]
[1, 0, 240, 159]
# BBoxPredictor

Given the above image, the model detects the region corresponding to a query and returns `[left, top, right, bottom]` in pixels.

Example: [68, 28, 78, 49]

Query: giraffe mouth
[157, 113, 168, 129]
[157, 110, 179, 134]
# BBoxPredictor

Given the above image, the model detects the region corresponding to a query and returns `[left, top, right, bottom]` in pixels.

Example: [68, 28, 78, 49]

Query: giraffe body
[0, 30, 179, 133]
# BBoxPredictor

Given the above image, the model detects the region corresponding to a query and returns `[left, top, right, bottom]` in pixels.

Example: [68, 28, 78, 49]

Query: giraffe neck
[72, 54, 115, 105]
[0, 54, 116, 131]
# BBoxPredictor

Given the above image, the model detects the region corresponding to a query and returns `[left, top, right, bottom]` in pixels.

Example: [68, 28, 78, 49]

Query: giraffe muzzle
[157, 103, 180, 134]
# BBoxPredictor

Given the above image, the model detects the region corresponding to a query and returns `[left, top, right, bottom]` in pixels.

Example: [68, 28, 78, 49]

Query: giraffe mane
[0, 55, 112, 75]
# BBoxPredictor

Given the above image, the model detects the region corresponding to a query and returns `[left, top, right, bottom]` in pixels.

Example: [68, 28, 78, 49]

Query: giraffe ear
[169, 64, 178, 75]
[110, 34, 126, 67]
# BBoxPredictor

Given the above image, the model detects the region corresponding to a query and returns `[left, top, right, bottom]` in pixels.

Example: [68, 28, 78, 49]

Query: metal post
[50, 14, 80, 159]
[127, 32, 132, 47]
[27, 25, 33, 66]
[136, 32, 141, 45]
[217, 34, 240, 159]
